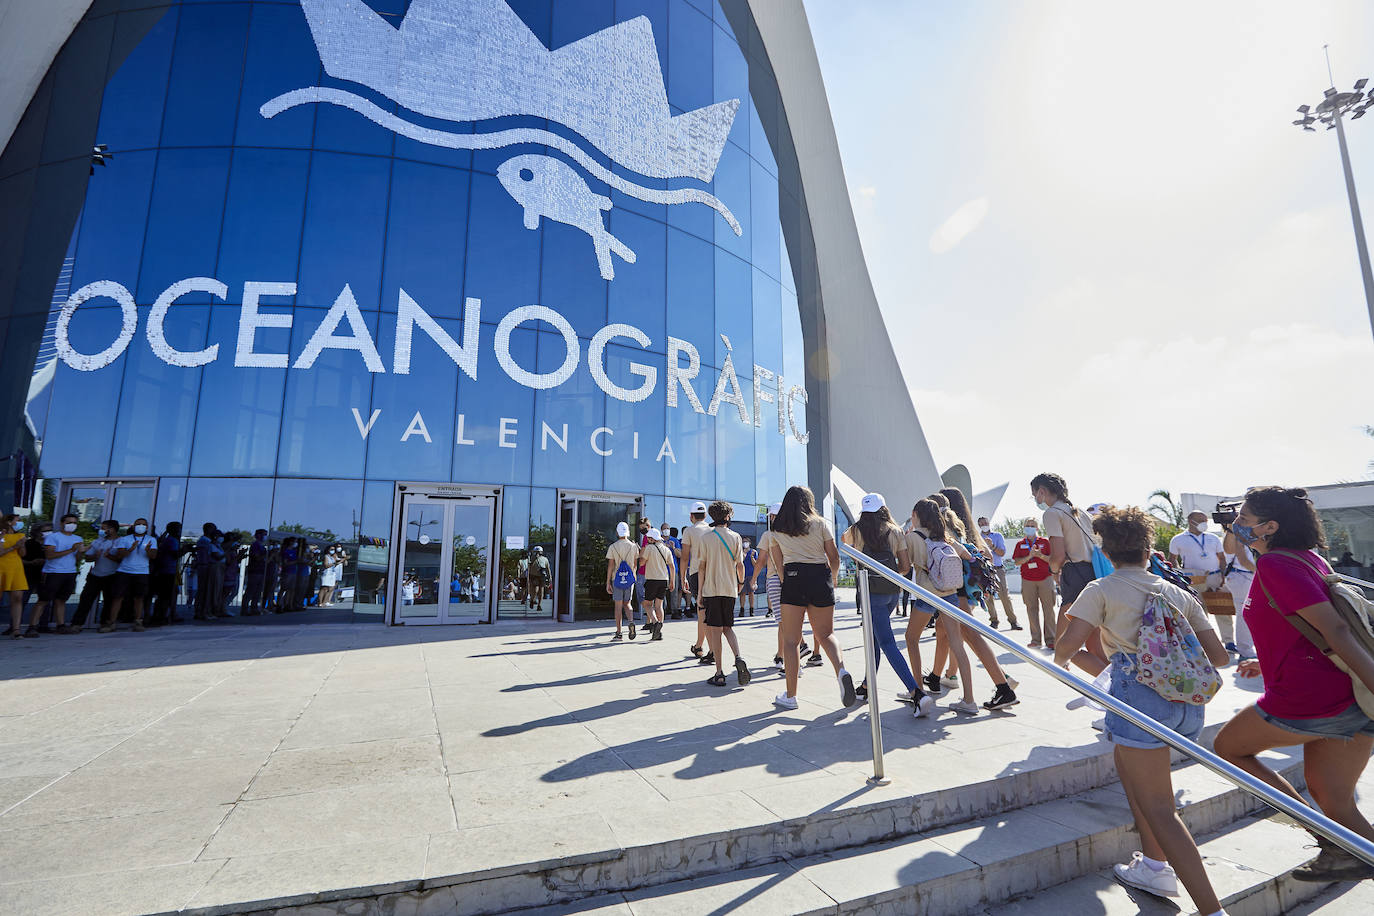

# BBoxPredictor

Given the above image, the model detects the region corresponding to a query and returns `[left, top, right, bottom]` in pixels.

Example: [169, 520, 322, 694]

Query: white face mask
[134, 524, 147, 535]
[1192, 520, 1208, 532]
[979, 526, 991, 534]
[63, 523, 77, 533]
[1024, 527, 1038, 538]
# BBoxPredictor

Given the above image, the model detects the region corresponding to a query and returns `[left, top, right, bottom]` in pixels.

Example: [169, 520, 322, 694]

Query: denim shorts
[1103, 653, 1205, 750]
[1256, 703, 1374, 740]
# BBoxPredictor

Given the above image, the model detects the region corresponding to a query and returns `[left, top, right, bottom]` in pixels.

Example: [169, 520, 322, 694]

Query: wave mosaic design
[262, 0, 743, 279]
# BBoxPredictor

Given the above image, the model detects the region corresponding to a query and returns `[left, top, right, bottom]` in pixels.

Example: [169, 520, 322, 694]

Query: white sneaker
[950, 699, 980, 715]
[773, 692, 798, 710]
[1113, 852, 1179, 898]
[914, 695, 936, 718]
[940, 674, 959, 689]
[1091, 717, 1106, 731]
[895, 690, 917, 704]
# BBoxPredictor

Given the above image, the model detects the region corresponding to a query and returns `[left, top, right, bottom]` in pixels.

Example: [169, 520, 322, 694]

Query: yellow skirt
[0, 566, 28, 593]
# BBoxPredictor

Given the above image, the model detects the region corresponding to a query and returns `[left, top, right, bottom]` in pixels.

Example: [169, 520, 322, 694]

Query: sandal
[855, 682, 869, 701]
[707, 673, 728, 687]
[735, 658, 751, 687]
[690, 644, 703, 657]
[611, 632, 623, 641]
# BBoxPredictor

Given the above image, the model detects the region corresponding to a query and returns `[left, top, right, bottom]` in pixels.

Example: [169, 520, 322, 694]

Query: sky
[803, 0, 1374, 525]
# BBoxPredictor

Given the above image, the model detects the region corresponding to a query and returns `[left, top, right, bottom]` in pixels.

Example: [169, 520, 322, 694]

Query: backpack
[964, 546, 999, 598]
[611, 547, 635, 590]
[1057, 506, 1115, 579]
[1259, 551, 1374, 718]
[1131, 581, 1221, 706]
[1149, 552, 1198, 595]
[855, 528, 902, 594]
[926, 539, 964, 593]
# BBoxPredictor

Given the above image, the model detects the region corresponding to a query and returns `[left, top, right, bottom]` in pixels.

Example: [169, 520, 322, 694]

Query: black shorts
[780, 562, 835, 608]
[688, 572, 699, 594]
[1060, 561, 1095, 606]
[38, 572, 77, 602]
[112, 572, 149, 599]
[642, 578, 667, 601]
[703, 595, 735, 627]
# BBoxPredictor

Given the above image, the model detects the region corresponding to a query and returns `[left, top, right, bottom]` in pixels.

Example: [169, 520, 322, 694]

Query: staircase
[230, 722, 1371, 916]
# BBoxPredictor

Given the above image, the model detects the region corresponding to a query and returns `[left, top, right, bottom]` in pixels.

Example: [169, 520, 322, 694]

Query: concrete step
[215, 719, 1263, 915]
[499, 751, 1312, 916]
[1283, 876, 1374, 914]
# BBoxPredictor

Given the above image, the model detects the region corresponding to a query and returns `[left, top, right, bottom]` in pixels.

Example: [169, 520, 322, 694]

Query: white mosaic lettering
[665, 336, 704, 413]
[55, 280, 139, 371]
[495, 305, 578, 388]
[236, 281, 296, 369]
[707, 334, 749, 424]
[294, 284, 386, 372]
[787, 385, 810, 445]
[588, 323, 656, 402]
[752, 364, 775, 430]
[148, 277, 224, 367]
[394, 290, 480, 378]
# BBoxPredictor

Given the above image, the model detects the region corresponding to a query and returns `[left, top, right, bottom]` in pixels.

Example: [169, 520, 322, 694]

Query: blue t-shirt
[42, 531, 83, 574]
[155, 533, 180, 575]
[984, 530, 1007, 567]
[115, 534, 157, 575]
[742, 547, 757, 580]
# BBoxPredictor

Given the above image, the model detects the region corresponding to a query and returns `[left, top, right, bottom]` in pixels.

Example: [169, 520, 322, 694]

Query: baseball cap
[646, 528, 662, 541]
[768, 502, 782, 515]
[616, 521, 630, 537]
[691, 501, 707, 513]
[1086, 502, 1109, 517]
[860, 493, 886, 513]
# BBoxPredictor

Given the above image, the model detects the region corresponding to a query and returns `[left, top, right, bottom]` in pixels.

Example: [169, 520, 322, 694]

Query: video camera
[1212, 499, 1242, 529]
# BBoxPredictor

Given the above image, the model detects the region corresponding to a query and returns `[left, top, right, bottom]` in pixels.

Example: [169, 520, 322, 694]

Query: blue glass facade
[0, 0, 822, 621]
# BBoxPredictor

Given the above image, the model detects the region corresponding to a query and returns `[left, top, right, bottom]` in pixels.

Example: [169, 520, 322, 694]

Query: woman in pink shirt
[1213, 486, 1374, 883]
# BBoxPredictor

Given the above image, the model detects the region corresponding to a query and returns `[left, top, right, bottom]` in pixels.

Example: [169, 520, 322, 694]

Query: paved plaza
[0, 595, 1349, 915]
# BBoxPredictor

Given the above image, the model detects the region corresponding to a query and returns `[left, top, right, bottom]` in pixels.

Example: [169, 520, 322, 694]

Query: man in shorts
[696, 501, 750, 687]
[664, 526, 683, 619]
[605, 522, 639, 640]
[31, 513, 86, 634]
[639, 528, 673, 640]
[526, 546, 550, 610]
[739, 536, 758, 616]
[103, 518, 157, 632]
[680, 502, 711, 660]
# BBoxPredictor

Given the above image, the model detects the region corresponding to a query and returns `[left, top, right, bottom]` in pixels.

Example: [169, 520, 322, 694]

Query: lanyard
[1189, 533, 1207, 554]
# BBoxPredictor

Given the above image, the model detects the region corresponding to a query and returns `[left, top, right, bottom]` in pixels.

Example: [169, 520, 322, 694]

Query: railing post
[856, 569, 888, 785]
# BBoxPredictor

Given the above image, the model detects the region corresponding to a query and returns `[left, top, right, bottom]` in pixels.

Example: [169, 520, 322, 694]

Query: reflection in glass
[398, 501, 443, 621]
[448, 502, 491, 619]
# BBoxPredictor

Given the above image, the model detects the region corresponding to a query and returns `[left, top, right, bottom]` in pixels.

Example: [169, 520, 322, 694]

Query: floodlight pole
[1330, 108, 1374, 339]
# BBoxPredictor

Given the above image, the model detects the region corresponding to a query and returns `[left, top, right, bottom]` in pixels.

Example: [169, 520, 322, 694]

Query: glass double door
[394, 494, 495, 624]
[555, 493, 643, 622]
[60, 480, 158, 533]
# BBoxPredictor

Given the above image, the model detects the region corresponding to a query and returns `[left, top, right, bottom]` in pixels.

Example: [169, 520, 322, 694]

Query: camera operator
[1168, 511, 1233, 650]
[1215, 502, 1256, 658]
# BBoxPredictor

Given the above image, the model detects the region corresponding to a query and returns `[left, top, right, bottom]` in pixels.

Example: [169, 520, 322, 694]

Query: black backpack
[858, 529, 902, 594]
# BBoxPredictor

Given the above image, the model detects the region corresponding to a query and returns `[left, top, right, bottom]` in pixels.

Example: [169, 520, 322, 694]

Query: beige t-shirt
[756, 530, 777, 577]
[698, 526, 743, 598]
[641, 541, 673, 581]
[1042, 501, 1095, 563]
[1068, 566, 1214, 657]
[681, 520, 710, 573]
[606, 539, 639, 577]
[771, 517, 834, 566]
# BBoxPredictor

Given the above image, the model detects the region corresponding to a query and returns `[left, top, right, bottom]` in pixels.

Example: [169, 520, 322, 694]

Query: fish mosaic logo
[261, 0, 743, 280]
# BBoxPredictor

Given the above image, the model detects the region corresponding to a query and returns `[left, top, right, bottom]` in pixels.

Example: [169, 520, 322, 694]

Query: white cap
[768, 502, 782, 515]
[691, 501, 707, 513]
[646, 528, 661, 541]
[616, 522, 630, 537]
[1087, 502, 1109, 517]
[860, 493, 885, 513]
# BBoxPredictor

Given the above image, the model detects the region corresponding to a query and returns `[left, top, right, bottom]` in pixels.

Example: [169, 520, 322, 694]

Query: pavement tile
[186, 836, 428, 911]
[0, 861, 222, 916]
[449, 748, 654, 828]
[202, 776, 456, 859]
[279, 704, 437, 749]
[0, 775, 53, 816]
[0, 732, 134, 777]
[90, 716, 293, 768]
[246, 735, 444, 798]
[425, 813, 621, 883]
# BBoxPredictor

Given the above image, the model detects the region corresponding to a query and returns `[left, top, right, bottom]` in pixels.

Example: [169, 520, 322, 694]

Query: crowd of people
[581, 475, 1374, 908]
[0, 519, 350, 637]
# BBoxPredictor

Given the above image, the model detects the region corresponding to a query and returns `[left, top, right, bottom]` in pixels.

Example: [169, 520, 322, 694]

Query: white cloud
[929, 196, 989, 254]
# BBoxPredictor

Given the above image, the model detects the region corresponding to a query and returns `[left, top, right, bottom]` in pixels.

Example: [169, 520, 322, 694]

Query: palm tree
[1148, 489, 1185, 528]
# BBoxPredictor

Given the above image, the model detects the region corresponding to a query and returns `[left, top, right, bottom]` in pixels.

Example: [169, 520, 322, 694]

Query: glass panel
[447, 501, 492, 620]
[574, 500, 641, 620]
[296, 153, 390, 309]
[96, 7, 177, 153]
[398, 500, 444, 621]
[159, 2, 249, 149]
[110, 484, 154, 524]
[67, 486, 107, 525]
[496, 485, 531, 619]
[354, 480, 394, 620]
[556, 499, 574, 618]
[268, 478, 364, 619]
[136, 148, 232, 303]
[234, 2, 319, 149]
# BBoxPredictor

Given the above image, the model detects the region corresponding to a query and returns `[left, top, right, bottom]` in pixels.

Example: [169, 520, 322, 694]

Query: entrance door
[59, 479, 158, 529]
[554, 492, 644, 622]
[393, 492, 496, 624]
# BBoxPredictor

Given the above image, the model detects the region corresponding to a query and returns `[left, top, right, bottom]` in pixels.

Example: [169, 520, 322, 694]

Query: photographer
[1216, 501, 1257, 659]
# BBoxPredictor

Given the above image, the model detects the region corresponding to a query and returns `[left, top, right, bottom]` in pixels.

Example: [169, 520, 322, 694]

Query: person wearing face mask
[27, 513, 87, 635]
[1, 514, 30, 638]
[1031, 472, 1107, 675]
[1013, 518, 1056, 649]
[1169, 512, 1232, 649]
[977, 517, 1020, 631]
[72, 519, 121, 631]
[1213, 486, 1374, 883]
[103, 519, 158, 632]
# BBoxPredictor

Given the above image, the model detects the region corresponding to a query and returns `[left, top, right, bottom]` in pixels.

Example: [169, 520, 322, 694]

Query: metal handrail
[840, 542, 1374, 867]
[1337, 572, 1374, 592]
